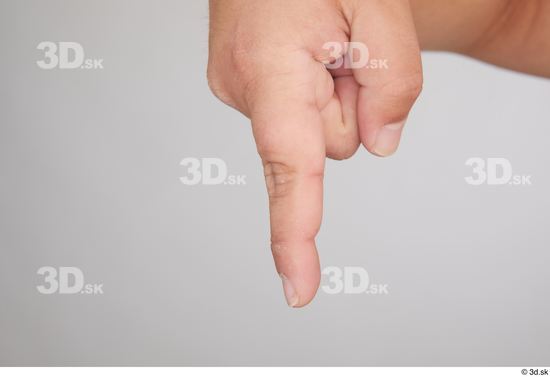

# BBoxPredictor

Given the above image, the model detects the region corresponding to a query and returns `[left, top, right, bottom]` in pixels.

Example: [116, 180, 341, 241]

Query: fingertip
[357, 86, 408, 157]
[272, 240, 321, 308]
[361, 119, 405, 158]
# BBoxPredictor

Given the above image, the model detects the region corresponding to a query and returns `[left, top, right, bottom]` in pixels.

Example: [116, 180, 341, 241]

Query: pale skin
[207, 0, 550, 307]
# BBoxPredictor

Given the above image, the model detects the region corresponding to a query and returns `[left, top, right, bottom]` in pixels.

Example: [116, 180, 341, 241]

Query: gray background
[1, 0, 549, 366]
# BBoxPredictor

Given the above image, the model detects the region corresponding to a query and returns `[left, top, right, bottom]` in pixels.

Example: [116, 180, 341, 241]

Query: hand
[207, 0, 550, 307]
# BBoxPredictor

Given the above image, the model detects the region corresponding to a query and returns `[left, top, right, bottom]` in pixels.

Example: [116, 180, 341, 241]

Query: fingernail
[279, 273, 299, 308]
[372, 120, 405, 157]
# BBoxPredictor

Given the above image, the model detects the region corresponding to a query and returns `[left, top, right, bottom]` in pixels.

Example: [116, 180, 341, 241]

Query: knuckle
[206, 63, 232, 104]
[231, 43, 310, 89]
[270, 242, 289, 257]
[229, 39, 270, 81]
[262, 160, 324, 200]
[327, 142, 359, 161]
[325, 118, 360, 161]
[263, 161, 296, 200]
[208, 44, 273, 111]
[206, 65, 221, 93]
[230, 44, 255, 71]
[326, 130, 360, 161]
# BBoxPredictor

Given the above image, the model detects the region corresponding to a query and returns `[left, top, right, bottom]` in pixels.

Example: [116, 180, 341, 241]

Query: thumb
[351, 0, 423, 157]
[249, 57, 326, 308]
